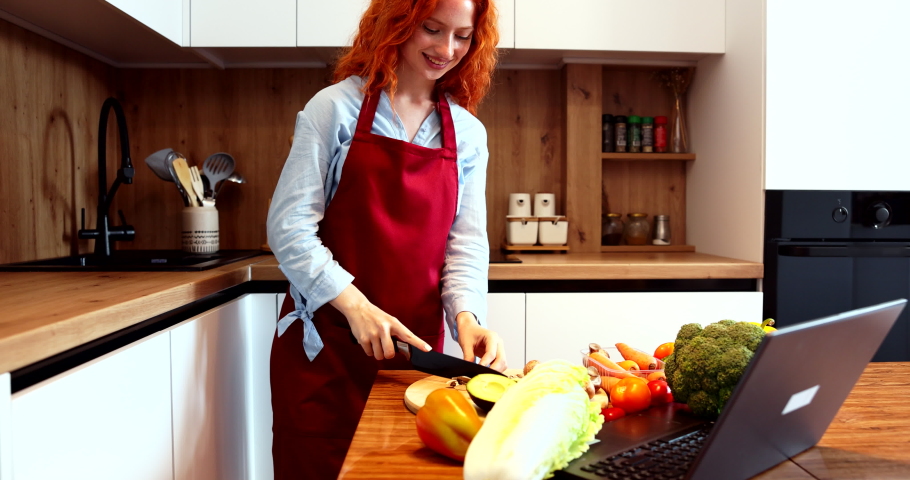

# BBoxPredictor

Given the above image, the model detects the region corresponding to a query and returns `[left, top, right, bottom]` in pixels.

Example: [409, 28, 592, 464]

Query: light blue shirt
[266, 76, 490, 360]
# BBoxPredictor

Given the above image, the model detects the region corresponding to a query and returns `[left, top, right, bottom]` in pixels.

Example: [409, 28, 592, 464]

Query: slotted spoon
[202, 153, 235, 197]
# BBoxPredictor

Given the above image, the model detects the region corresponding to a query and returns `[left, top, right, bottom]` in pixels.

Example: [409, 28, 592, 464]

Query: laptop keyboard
[578, 424, 715, 480]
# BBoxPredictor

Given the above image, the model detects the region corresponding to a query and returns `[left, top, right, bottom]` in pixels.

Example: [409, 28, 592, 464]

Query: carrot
[615, 343, 659, 371]
[588, 351, 634, 378]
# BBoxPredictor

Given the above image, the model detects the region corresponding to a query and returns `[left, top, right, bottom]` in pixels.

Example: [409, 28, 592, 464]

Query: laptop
[555, 299, 906, 480]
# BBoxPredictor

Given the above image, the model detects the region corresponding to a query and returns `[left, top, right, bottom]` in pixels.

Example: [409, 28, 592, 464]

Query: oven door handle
[778, 245, 910, 257]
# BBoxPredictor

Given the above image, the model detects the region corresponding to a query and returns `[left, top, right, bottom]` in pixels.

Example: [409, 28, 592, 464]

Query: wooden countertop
[252, 252, 764, 282]
[1, 251, 761, 374]
[340, 364, 910, 479]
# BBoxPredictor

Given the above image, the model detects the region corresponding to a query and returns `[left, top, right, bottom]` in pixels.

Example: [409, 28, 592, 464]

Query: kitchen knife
[395, 340, 506, 379]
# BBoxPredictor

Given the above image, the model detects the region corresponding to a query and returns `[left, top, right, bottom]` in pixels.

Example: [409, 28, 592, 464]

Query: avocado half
[466, 374, 516, 412]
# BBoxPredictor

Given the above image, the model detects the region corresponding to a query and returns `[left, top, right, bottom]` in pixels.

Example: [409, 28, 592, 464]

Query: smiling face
[397, 0, 476, 87]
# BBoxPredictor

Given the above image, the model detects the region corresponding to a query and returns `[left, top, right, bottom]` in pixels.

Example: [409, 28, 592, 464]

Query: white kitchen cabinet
[515, 0, 724, 54]
[170, 294, 276, 480]
[525, 292, 762, 364]
[105, 0, 187, 46]
[765, 0, 910, 191]
[191, 0, 296, 47]
[297, 0, 514, 48]
[10, 333, 173, 480]
[0, 373, 10, 480]
[443, 292, 526, 367]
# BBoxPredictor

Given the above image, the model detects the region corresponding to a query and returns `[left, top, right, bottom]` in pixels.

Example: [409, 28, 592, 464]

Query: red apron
[271, 90, 459, 480]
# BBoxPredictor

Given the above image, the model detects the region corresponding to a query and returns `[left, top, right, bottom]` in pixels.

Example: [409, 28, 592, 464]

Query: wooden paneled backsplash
[1, 16, 565, 262]
[0, 19, 116, 264]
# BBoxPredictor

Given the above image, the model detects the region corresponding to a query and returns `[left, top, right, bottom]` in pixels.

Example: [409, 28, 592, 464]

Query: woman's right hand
[330, 284, 432, 360]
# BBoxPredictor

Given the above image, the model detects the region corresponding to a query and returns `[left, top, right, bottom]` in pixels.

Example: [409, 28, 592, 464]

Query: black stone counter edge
[11, 278, 756, 393]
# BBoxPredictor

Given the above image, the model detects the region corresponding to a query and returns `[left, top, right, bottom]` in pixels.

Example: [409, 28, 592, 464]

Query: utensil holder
[182, 206, 219, 253]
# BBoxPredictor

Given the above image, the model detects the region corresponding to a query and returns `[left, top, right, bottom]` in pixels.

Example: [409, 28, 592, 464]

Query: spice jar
[654, 116, 668, 153]
[653, 215, 670, 245]
[624, 213, 650, 245]
[602, 114, 614, 153]
[601, 213, 624, 246]
[628, 115, 642, 153]
[641, 116, 654, 153]
[613, 115, 628, 153]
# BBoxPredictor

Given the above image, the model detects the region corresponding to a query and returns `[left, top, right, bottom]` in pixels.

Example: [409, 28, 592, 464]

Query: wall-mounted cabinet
[515, 0, 724, 54]
[191, 0, 296, 47]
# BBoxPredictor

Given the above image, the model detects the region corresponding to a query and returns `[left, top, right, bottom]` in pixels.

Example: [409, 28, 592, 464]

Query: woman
[266, 0, 505, 477]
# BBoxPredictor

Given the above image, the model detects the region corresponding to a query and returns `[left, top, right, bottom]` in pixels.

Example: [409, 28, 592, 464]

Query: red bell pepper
[415, 388, 483, 462]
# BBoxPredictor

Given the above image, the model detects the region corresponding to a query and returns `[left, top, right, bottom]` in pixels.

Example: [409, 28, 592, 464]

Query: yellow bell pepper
[749, 318, 778, 333]
[415, 388, 483, 462]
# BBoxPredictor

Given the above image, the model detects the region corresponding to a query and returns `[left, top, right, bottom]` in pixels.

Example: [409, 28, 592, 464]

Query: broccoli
[663, 319, 766, 418]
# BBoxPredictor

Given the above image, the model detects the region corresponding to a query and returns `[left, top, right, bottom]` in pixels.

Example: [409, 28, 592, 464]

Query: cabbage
[463, 360, 604, 480]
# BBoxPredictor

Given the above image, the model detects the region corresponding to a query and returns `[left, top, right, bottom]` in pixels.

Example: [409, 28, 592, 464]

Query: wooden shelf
[502, 244, 570, 253]
[600, 245, 696, 253]
[602, 153, 696, 161]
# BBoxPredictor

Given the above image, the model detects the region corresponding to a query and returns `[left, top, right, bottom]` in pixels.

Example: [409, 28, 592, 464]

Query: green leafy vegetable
[463, 360, 604, 480]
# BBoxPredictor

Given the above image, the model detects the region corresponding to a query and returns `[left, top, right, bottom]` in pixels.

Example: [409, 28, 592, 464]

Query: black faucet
[78, 97, 136, 256]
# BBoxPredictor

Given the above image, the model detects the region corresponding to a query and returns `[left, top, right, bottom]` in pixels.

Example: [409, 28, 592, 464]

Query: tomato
[653, 342, 675, 360]
[648, 379, 674, 405]
[601, 407, 626, 422]
[610, 377, 652, 413]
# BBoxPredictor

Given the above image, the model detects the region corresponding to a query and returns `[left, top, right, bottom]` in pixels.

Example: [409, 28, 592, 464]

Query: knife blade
[396, 340, 505, 379]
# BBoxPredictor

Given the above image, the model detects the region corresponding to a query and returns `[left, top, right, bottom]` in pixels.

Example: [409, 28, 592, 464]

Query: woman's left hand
[455, 312, 507, 372]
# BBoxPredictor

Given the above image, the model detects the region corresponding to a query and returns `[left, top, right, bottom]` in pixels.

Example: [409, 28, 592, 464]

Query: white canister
[506, 216, 539, 245]
[508, 193, 532, 217]
[534, 193, 556, 217]
[538, 216, 569, 245]
[181, 206, 220, 253]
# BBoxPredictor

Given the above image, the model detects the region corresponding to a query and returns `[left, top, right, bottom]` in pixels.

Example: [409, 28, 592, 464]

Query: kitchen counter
[340, 364, 910, 479]
[252, 252, 764, 281]
[0, 251, 761, 374]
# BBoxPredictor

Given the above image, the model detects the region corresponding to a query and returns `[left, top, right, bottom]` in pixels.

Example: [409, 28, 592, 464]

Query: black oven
[764, 190, 910, 361]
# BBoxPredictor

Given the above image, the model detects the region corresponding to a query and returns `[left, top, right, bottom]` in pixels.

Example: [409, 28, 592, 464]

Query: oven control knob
[870, 202, 892, 229]
[832, 206, 849, 223]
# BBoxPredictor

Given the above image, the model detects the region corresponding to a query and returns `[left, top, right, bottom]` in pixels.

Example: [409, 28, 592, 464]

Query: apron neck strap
[355, 88, 458, 157]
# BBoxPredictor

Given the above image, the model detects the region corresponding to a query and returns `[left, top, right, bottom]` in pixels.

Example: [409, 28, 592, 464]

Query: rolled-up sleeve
[441, 123, 490, 336]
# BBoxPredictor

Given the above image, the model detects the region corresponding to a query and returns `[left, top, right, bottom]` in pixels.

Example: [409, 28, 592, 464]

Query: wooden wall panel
[477, 69, 564, 250]
[113, 68, 332, 251]
[564, 64, 603, 253]
[0, 19, 116, 264]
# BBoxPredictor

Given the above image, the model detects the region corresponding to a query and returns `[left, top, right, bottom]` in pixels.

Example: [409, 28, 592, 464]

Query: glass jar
[601, 213, 624, 246]
[624, 213, 651, 245]
[654, 116, 668, 153]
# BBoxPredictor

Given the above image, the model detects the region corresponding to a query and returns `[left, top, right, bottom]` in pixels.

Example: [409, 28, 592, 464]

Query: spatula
[203, 153, 235, 197]
[171, 155, 200, 207]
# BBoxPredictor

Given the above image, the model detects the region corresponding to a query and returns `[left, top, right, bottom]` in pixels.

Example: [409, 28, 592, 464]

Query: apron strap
[355, 87, 458, 161]
[354, 90, 382, 137]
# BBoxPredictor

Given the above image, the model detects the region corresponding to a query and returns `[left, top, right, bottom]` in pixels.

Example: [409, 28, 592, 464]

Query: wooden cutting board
[403, 369, 522, 417]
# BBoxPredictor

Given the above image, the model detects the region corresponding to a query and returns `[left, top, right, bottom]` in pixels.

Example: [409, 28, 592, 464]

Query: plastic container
[602, 114, 614, 153]
[613, 115, 628, 153]
[537, 216, 568, 245]
[641, 116, 654, 153]
[506, 216, 539, 245]
[628, 115, 642, 153]
[582, 346, 665, 380]
[654, 116, 668, 153]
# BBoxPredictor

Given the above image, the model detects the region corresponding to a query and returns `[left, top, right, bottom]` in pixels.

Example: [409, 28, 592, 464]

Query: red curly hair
[333, 0, 499, 115]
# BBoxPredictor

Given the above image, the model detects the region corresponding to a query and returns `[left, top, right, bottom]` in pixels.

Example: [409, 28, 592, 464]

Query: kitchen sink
[0, 249, 266, 272]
